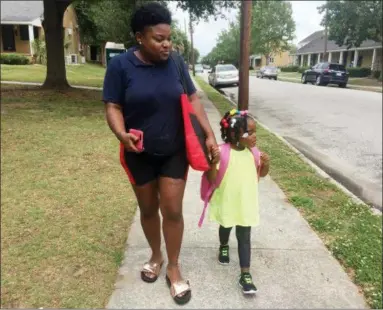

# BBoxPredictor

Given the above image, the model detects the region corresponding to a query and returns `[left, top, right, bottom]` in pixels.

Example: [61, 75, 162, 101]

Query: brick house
[1, 1, 81, 59]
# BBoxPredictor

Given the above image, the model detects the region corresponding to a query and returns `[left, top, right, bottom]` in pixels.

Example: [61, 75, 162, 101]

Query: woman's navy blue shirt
[102, 47, 196, 155]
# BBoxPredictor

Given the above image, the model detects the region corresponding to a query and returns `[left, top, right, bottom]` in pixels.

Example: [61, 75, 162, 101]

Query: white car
[256, 66, 278, 80]
[208, 64, 239, 87]
[195, 64, 204, 73]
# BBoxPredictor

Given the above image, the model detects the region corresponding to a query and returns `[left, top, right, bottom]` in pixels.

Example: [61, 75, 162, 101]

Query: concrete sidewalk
[106, 83, 367, 308]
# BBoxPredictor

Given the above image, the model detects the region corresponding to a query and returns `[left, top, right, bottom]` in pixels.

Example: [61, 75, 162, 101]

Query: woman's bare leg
[158, 177, 186, 282]
[133, 180, 163, 278]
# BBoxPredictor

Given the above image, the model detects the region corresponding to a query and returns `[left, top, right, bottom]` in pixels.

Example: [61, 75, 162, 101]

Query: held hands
[205, 135, 220, 164]
[119, 132, 141, 153]
[211, 146, 220, 164]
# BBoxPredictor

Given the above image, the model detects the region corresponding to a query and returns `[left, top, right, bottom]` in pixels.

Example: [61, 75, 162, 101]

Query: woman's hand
[206, 135, 219, 164]
[119, 132, 140, 153]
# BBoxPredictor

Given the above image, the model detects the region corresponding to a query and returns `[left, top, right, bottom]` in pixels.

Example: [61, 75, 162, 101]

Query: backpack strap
[215, 143, 231, 186]
[250, 146, 262, 179]
[198, 143, 231, 227]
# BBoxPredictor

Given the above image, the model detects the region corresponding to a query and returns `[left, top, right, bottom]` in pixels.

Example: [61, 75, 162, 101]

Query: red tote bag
[172, 52, 210, 171]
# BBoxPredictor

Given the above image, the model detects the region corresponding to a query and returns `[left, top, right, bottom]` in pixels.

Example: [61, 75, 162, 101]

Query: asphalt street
[200, 72, 382, 209]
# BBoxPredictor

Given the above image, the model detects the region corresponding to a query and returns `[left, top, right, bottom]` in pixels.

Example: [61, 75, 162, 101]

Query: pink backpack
[198, 143, 261, 227]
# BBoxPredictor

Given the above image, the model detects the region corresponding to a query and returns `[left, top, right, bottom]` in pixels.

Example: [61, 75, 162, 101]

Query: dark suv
[301, 62, 349, 88]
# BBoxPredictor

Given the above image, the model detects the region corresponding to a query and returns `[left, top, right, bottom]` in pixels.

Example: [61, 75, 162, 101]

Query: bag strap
[215, 143, 231, 186]
[250, 146, 261, 178]
[170, 51, 188, 95]
[198, 143, 231, 227]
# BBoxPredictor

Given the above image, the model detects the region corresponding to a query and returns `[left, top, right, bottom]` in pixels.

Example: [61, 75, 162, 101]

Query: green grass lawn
[195, 76, 382, 309]
[1, 63, 106, 88]
[1, 85, 136, 308]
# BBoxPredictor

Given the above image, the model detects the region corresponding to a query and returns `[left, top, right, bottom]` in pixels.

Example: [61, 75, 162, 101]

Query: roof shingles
[1, 1, 43, 23]
[297, 33, 381, 54]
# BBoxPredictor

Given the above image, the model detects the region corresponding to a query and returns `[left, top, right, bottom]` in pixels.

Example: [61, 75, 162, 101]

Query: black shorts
[119, 144, 189, 186]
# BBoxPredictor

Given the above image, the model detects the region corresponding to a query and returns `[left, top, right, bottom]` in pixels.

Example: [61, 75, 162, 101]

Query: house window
[19, 25, 29, 41]
[268, 57, 274, 63]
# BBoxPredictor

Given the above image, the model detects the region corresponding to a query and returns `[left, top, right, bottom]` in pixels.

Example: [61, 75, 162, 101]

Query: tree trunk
[42, 0, 72, 90]
[101, 42, 106, 67]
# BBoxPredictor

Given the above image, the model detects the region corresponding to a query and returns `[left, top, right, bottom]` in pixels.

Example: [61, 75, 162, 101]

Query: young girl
[207, 109, 270, 295]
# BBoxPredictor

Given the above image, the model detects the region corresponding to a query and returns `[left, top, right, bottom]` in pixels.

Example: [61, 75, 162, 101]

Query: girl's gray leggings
[219, 225, 251, 268]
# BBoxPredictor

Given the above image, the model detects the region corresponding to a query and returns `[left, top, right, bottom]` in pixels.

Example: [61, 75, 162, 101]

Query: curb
[196, 82, 381, 215]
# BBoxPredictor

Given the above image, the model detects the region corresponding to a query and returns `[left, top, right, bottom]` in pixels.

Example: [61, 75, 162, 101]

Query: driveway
[199, 72, 382, 209]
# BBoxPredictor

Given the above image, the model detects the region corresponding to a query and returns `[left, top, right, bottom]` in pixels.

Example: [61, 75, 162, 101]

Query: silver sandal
[141, 261, 164, 283]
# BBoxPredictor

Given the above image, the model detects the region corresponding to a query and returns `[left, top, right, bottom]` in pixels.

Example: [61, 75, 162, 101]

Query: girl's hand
[260, 152, 270, 165]
[259, 152, 270, 177]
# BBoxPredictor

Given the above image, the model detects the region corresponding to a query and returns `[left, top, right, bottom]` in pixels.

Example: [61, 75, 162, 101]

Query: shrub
[372, 70, 381, 80]
[280, 65, 299, 72]
[0, 53, 30, 65]
[347, 67, 371, 78]
[32, 38, 47, 65]
[298, 66, 310, 73]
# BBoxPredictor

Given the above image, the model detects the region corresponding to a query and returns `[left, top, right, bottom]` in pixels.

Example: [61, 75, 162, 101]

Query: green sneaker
[218, 245, 230, 265]
[239, 272, 257, 295]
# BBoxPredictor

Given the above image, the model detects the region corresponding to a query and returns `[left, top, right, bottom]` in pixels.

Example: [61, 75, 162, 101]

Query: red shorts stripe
[119, 143, 136, 185]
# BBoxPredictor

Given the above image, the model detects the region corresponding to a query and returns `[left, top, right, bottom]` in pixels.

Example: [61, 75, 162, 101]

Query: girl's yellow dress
[209, 147, 260, 228]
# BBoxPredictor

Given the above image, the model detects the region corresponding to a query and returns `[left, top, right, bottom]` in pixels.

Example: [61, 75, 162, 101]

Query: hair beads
[220, 109, 250, 144]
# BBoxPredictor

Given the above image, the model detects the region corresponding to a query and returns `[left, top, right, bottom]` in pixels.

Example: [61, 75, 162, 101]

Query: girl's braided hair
[220, 109, 256, 144]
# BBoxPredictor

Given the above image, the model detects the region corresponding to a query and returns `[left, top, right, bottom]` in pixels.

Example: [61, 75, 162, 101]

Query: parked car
[203, 64, 211, 71]
[208, 64, 239, 87]
[195, 64, 204, 73]
[301, 62, 349, 87]
[256, 66, 278, 80]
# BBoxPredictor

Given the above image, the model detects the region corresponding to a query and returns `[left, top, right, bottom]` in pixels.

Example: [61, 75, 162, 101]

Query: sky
[168, 1, 326, 57]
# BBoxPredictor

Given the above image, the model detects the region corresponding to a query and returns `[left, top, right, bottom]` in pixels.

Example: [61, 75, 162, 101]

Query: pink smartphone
[129, 129, 144, 151]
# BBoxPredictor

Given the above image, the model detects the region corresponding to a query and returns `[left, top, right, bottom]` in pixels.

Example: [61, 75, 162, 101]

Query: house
[249, 51, 294, 69]
[294, 30, 382, 70]
[1, 1, 81, 60]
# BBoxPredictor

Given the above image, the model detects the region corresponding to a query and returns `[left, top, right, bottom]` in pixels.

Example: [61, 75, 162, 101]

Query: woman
[102, 2, 218, 305]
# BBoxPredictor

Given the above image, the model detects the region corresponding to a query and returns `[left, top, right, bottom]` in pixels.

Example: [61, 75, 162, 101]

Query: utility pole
[238, 0, 252, 111]
[323, 2, 328, 61]
[189, 13, 195, 76]
[184, 18, 187, 36]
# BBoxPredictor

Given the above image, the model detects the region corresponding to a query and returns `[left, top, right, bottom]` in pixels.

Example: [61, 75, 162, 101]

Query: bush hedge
[280, 65, 299, 72]
[0, 53, 30, 65]
[347, 67, 371, 78]
[298, 66, 310, 73]
[372, 70, 381, 80]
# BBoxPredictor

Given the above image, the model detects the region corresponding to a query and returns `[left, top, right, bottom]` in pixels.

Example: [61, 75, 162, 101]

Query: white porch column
[353, 49, 359, 67]
[307, 54, 311, 66]
[318, 53, 321, 63]
[328, 52, 332, 62]
[300, 55, 304, 66]
[339, 51, 344, 64]
[371, 48, 377, 70]
[28, 25, 34, 55]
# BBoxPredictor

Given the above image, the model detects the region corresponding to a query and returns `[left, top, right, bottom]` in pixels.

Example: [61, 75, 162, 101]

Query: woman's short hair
[130, 2, 172, 34]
